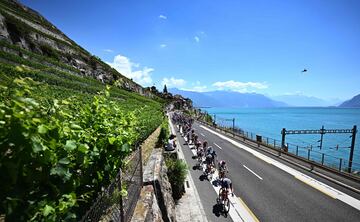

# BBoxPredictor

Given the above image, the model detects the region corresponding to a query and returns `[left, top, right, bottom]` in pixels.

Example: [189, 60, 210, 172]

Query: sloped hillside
[339, 94, 360, 108]
[0, 0, 167, 221]
[0, 0, 147, 92]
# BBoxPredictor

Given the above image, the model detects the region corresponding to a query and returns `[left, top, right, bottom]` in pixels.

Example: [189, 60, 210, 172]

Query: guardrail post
[307, 149, 311, 160]
[296, 146, 298, 156]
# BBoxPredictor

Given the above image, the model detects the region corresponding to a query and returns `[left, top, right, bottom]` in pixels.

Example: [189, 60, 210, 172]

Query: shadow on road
[213, 203, 228, 218]
[199, 174, 208, 181]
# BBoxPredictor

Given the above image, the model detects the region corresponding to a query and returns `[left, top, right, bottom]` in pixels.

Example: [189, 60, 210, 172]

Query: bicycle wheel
[223, 198, 230, 213]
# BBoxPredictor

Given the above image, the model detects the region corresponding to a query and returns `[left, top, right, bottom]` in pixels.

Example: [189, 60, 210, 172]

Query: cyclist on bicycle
[195, 139, 202, 151]
[205, 152, 215, 175]
[206, 145, 213, 155]
[218, 160, 228, 179]
[203, 140, 208, 150]
[220, 177, 234, 196]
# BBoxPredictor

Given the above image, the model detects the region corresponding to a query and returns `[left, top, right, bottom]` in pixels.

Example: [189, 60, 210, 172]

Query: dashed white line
[243, 165, 263, 180]
[200, 133, 205, 137]
[213, 142, 223, 150]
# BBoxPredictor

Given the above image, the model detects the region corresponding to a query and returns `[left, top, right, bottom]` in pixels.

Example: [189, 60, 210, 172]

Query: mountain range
[270, 95, 342, 107]
[169, 88, 358, 108]
[339, 94, 360, 108]
[169, 88, 287, 108]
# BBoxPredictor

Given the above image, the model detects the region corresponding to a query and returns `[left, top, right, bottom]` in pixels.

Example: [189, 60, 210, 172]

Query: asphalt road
[174, 121, 360, 222]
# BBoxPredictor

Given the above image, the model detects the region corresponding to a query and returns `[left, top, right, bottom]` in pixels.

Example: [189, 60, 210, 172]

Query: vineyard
[0, 44, 165, 221]
[0, 1, 170, 219]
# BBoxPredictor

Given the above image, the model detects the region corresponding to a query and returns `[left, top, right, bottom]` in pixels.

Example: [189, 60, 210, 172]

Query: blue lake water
[203, 107, 360, 170]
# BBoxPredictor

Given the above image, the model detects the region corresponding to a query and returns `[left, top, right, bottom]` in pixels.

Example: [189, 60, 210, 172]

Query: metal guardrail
[197, 118, 360, 178]
[80, 145, 143, 222]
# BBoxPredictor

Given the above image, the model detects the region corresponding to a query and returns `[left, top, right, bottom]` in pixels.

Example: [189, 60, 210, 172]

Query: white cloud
[182, 81, 208, 92]
[194, 36, 200, 42]
[181, 85, 208, 92]
[162, 77, 186, 88]
[212, 80, 268, 92]
[159, 15, 167, 19]
[160, 44, 167, 48]
[103, 49, 113, 53]
[107, 54, 153, 86]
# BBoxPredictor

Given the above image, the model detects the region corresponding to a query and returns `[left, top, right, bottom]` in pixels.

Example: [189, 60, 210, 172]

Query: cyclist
[218, 160, 228, 178]
[190, 130, 195, 144]
[220, 177, 234, 197]
[204, 152, 214, 174]
[185, 130, 191, 145]
[195, 139, 202, 151]
[206, 145, 213, 155]
[203, 140, 208, 150]
[210, 150, 217, 166]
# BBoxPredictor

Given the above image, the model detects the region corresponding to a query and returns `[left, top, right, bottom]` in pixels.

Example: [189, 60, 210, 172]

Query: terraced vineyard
[0, 6, 166, 221]
[0, 49, 165, 221]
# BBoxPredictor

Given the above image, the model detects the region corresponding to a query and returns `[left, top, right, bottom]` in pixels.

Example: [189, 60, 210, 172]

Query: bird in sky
[301, 69, 308, 72]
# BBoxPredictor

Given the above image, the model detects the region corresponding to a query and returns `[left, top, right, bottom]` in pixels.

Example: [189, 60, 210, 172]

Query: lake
[203, 107, 360, 171]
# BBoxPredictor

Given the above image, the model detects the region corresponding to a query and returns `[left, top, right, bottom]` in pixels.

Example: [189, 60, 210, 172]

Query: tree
[163, 84, 168, 94]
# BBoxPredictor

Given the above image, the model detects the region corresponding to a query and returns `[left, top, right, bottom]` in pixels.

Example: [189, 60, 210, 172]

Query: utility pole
[281, 128, 286, 150]
[318, 125, 325, 150]
[348, 125, 357, 173]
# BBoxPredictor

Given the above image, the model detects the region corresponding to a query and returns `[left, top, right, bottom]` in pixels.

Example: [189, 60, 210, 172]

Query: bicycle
[217, 187, 231, 214]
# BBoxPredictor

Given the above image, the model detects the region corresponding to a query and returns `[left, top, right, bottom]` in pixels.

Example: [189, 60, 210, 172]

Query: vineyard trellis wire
[80, 143, 143, 222]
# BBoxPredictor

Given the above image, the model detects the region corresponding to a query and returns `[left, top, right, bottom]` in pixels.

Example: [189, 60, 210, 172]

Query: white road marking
[200, 133, 206, 137]
[199, 124, 360, 211]
[213, 142, 223, 150]
[243, 165, 263, 180]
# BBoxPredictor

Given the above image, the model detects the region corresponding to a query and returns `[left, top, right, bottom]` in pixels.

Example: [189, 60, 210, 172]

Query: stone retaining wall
[131, 149, 176, 222]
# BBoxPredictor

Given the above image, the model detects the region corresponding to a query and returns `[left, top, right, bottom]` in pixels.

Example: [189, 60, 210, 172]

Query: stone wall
[131, 149, 176, 222]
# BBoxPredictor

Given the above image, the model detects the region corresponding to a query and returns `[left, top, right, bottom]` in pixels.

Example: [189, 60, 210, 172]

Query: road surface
[174, 120, 360, 222]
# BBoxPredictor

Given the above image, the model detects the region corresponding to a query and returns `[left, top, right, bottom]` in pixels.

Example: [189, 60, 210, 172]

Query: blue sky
[21, 0, 360, 100]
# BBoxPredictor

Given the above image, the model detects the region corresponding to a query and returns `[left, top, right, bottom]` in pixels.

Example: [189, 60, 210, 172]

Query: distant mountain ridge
[339, 94, 360, 108]
[271, 95, 342, 107]
[170, 88, 287, 108]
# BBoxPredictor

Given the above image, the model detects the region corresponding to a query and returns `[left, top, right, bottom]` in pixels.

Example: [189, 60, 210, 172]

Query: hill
[170, 88, 287, 108]
[339, 94, 360, 108]
[0, 0, 167, 220]
[0, 0, 147, 93]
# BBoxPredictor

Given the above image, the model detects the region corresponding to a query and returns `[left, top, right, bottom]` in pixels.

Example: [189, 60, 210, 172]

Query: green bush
[157, 119, 170, 147]
[165, 159, 187, 200]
